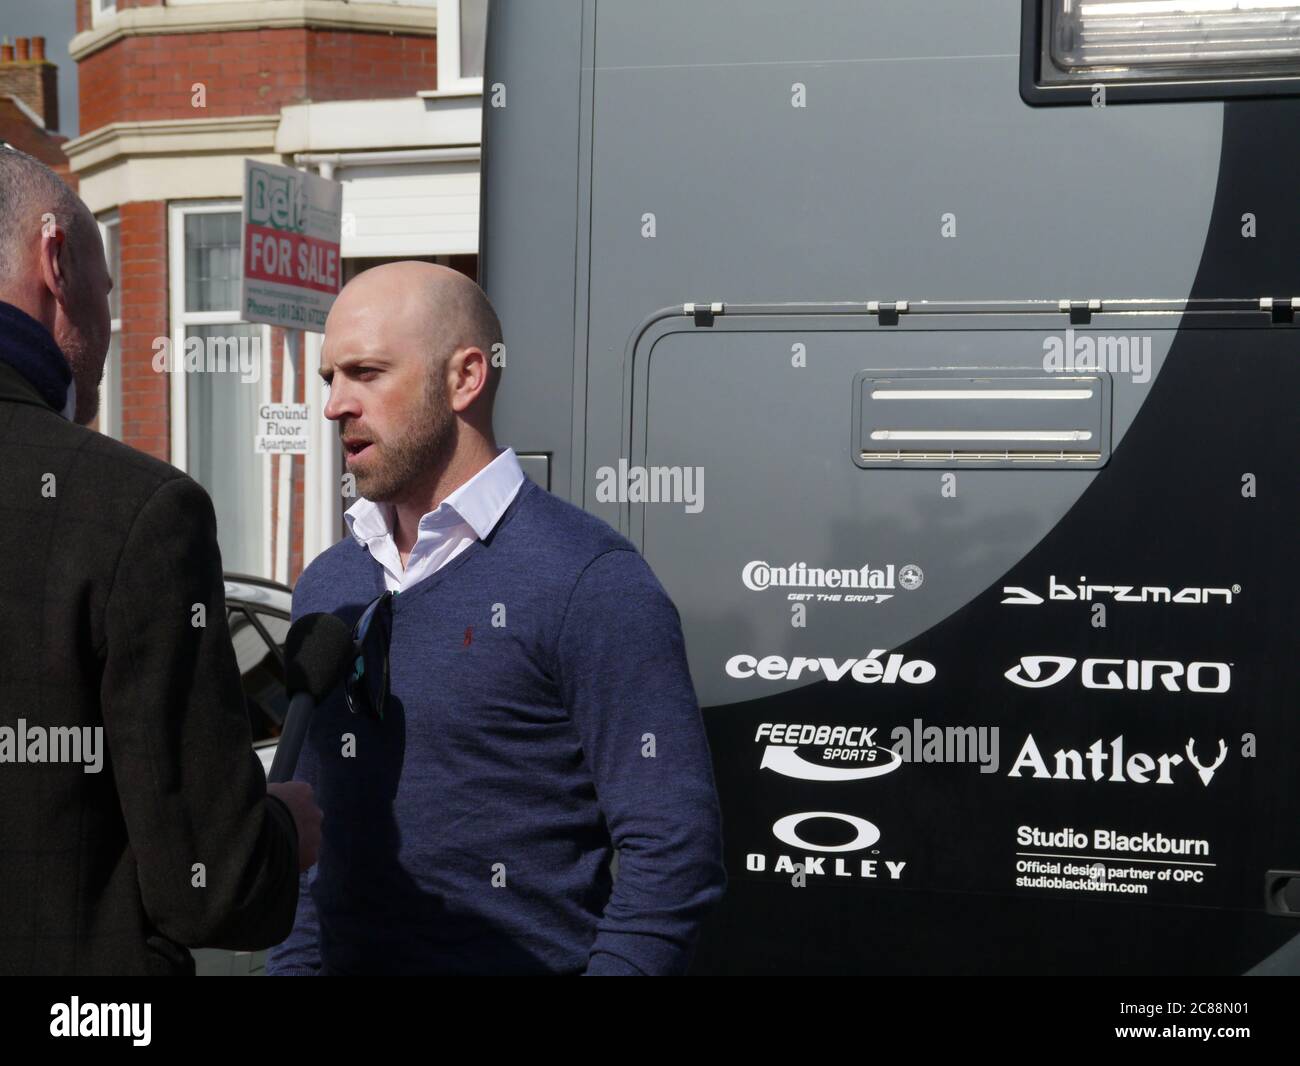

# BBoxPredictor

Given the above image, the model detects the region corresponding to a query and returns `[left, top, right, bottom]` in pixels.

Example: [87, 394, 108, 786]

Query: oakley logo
[1005, 656, 1231, 693]
[771, 811, 880, 853]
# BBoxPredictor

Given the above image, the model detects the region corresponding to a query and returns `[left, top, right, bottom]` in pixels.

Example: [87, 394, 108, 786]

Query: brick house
[65, 0, 485, 583]
[0, 36, 75, 189]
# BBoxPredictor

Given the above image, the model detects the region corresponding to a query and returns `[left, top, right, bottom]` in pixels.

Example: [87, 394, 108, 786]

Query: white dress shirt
[344, 447, 527, 592]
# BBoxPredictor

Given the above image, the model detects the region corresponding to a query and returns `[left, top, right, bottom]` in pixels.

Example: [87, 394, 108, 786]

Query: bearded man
[266, 262, 725, 976]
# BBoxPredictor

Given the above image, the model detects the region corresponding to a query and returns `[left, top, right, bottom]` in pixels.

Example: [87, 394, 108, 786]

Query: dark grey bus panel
[481, 0, 1300, 974]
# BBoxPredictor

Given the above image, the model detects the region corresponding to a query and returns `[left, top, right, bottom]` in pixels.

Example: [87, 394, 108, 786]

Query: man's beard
[350, 380, 456, 503]
[55, 323, 105, 426]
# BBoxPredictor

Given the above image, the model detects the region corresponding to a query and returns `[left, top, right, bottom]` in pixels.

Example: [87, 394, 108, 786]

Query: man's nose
[322, 381, 358, 422]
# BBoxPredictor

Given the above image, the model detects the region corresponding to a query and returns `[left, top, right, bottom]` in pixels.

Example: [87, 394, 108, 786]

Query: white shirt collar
[345, 446, 527, 549]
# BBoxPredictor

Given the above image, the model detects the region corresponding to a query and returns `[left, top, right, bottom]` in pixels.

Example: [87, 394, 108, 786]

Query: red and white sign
[240, 160, 343, 332]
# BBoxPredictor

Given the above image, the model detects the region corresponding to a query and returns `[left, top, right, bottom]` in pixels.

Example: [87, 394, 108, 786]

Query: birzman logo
[1002, 574, 1239, 607]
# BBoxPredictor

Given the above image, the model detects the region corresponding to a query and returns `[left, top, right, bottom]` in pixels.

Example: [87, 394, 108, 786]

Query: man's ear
[449, 345, 489, 413]
[36, 220, 69, 306]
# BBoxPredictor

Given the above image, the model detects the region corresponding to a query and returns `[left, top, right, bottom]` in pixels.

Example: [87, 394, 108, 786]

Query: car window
[228, 607, 289, 745]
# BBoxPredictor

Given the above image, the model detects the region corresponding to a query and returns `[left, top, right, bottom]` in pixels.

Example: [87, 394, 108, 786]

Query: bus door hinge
[1059, 299, 1102, 325]
[1259, 297, 1300, 323]
[868, 300, 909, 326]
[684, 301, 725, 326]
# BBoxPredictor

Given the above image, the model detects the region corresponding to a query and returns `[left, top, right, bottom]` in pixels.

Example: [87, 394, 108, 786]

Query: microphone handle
[268, 690, 316, 784]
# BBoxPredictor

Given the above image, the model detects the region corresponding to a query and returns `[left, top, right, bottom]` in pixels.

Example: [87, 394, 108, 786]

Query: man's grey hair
[0, 147, 89, 283]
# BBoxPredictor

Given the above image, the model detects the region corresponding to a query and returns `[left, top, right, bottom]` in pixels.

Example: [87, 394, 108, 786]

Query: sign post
[240, 160, 343, 583]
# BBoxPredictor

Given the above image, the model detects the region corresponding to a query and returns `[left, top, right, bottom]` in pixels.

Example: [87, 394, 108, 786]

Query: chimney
[0, 34, 59, 131]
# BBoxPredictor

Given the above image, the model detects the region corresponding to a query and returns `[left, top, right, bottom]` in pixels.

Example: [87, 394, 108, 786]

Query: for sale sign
[240, 160, 342, 332]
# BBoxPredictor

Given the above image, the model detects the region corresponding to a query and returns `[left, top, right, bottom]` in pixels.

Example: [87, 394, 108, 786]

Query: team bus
[479, 0, 1300, 974]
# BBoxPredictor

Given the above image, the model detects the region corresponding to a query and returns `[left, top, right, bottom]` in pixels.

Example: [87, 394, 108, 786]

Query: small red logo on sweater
[463, 626, 473, 646]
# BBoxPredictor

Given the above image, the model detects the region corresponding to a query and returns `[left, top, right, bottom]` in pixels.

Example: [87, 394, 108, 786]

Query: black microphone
[267, 612, 354, 784]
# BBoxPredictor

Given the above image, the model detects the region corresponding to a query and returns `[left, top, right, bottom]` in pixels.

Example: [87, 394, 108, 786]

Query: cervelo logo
[1002, 574, 1239, 607]
[756, 722, 902, 781]
[1005, 656, 1231, 693]
[726, 650, 936, 685]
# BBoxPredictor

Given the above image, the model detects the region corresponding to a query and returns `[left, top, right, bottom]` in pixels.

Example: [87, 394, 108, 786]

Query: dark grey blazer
[0, 360, 298, 975]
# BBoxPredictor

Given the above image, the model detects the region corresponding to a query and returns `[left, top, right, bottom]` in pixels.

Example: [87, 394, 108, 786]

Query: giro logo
[771, 811, 880, 853]
[1001, 574, 1238, 607]
[1004, 656, 1231, 693]
[1004, 655, 1076, 689]
[726, 650, 936, 685]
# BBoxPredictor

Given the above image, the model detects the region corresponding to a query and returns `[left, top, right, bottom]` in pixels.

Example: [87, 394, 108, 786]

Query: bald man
[0, 147, 319, 975]
[268, 263, 726, 976]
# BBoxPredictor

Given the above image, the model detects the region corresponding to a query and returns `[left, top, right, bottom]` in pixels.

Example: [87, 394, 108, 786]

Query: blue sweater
[266, 478, 725, 975]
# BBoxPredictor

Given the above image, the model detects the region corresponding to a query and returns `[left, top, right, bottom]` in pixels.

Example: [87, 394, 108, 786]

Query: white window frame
[97, 212, 121, 440]
[168, 200, 273, 578]
[437, 0, 485, 93]
[91, 0, 117, 28]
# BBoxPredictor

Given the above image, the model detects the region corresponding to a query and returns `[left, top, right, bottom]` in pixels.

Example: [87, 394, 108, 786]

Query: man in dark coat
[0, 147, 319, 975]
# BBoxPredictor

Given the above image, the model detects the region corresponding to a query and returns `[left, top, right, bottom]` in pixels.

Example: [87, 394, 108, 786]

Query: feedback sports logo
[756, 723, 904, 781]
[756, 721, 1001, 777]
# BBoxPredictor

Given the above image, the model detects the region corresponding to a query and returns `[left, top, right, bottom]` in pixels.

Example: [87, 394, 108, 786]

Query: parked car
[224, 573, 293, 777]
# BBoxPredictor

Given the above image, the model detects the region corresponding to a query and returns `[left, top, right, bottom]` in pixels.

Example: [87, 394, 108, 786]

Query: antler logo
[1185, 737, 1228, 786]
[1005, 655, 1077, 688]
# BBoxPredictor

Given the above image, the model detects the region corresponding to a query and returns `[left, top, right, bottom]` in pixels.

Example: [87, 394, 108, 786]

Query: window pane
[186, 323, 265, 575]
[102, 220, 121, 321]
[184, 211, 242, 313]
[460, 0, 487, 79]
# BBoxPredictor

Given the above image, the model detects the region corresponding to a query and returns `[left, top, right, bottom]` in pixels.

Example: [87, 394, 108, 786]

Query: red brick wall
[0, 59, 59, 131]
[116, 200, 168, 460]
[80, 28, 437, 131]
